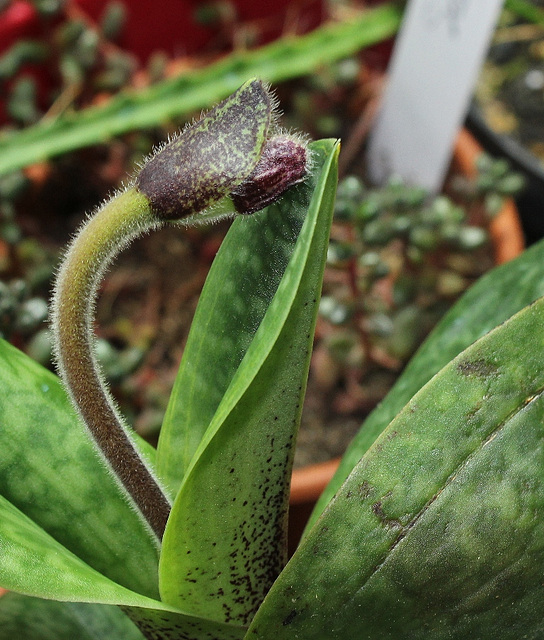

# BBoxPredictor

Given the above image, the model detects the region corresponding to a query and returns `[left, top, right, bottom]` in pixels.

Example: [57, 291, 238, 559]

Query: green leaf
[0, 494, 159, 607]
[310, 237, 544, 528]
[0, 498, 247, 639]
[0, 593, 145, 640]
[158, 140, 339, 624]
[0, 339, 159, 598]
[247, 297, 544, 638]
[157, 140, 332, 493]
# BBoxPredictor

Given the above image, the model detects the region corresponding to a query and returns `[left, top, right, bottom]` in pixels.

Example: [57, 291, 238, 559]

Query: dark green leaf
[158, 140, 339, 625]
[248, 297, 544, 638]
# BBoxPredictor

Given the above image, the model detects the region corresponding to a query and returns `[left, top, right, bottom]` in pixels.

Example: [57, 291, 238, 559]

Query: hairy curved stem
[50, 78, 308, 544]
[52, 187, 171, 540]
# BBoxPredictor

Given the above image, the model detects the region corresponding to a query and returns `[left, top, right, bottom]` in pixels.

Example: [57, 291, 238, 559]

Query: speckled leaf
[310, 236, 544, 528]
[247, 297, 544, 639]
[0, 339, 159, 598]
[0, 496, 247, 639]
[0, 597, 246, 640]
[156, 139, 331, 496]
[0, 593, 145, 640]
[121, 606, 245, 640]
[158, 140, 339, 625]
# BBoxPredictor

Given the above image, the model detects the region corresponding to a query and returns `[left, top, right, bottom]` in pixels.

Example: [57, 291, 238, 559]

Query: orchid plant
[0, 78, 544, 640]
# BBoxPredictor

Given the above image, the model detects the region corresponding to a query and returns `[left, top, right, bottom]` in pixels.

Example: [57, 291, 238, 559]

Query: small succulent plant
[317, 156, 525, 405]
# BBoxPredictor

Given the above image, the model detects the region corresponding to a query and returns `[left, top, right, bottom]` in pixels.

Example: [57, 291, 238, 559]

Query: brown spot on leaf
[372, 500, 403, 530]
[457, 358, 498, 379]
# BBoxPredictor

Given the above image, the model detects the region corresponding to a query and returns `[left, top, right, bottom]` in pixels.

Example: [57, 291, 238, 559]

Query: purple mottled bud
[231, 135, 308, 215]
[135, 79, 273, 221]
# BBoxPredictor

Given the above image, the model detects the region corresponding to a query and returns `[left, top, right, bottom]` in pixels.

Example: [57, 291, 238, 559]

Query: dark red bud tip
[231, 135, 308, 215]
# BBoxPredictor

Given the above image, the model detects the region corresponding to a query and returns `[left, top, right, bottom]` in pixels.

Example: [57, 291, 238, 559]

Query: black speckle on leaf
[282, 609, 298, 626]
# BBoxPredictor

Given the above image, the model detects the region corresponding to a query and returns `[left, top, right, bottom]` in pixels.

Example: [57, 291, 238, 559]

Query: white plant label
[367, 0, 505, 191]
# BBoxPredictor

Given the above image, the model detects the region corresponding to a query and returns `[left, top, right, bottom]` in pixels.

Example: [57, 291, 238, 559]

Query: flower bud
[136, 79, 272, 220]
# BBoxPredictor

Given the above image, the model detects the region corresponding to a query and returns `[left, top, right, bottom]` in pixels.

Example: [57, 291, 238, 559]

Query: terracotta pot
[453, 128, 524, 264]
[288, 128, 525, 553]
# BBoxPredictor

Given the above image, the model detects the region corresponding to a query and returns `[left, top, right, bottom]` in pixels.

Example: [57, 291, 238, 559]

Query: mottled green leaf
[311, 237, 544, 527]
[157, 140, 332, 495]
[0, 339, 159, 597]
[158, 140, 339, 625]
[248, 297, 544, 639]
[0, 593, 145, 640]
[0, 494, 160, 607]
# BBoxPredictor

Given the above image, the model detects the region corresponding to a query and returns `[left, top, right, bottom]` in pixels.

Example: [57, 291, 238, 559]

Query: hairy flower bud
[136, 79, 273, 220]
